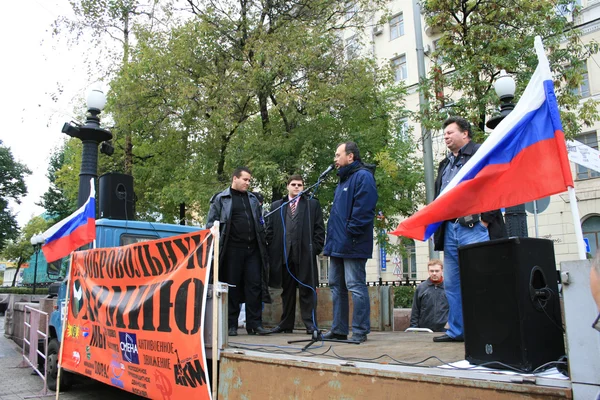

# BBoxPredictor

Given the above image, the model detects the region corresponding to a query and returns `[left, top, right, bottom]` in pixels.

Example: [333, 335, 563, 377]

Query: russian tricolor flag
[391, 37, 574, 241]
[42, 179, 96, 262]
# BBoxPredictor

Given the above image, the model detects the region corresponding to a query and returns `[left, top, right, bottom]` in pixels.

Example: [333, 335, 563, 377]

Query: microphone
[318, 164, 335, 180]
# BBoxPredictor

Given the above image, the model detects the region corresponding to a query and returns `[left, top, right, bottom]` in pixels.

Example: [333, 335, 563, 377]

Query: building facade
[339, 0, 600, 282]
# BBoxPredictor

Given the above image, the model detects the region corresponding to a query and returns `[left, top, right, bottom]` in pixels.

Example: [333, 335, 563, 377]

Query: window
[120, 234, 160, 246]
[401, 238, 417, 279]
[571, 62, 590, 98]
[319, 256, 329, 284]
[397, 118, 411, 141]
[345, 2, 358, 21]
[392, 55, 407, 82]
[582, 216, 600, 257]
[390, 13, 404, 40]
[433, 39, 444, 65]
[575, 132, 600, 180]
[346, 35, 360, 60]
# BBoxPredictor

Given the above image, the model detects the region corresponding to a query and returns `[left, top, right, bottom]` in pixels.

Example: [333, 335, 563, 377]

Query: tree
[421, 0, 599, 138]
[0, 140, 31, 252]
[53, 0, 172, 175]
[1, 216, 49, 287]
[105, 0, 424, 229]
[37, 144, 78, 223]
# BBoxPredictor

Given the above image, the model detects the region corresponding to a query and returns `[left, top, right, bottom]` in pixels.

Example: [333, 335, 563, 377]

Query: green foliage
[37, 143, 77, 223]
[394, 285, 415, 308]
[98, 0, 423, 228]
[421, 0, 599, 138]
[2, 216, 51, 286]
[0, 140, 31, 251]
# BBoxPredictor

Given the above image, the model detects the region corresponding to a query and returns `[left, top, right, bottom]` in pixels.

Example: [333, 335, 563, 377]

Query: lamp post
[486, 70, 528, 238]
[62, 85, 112, 207]
[30, 234, 45, 294]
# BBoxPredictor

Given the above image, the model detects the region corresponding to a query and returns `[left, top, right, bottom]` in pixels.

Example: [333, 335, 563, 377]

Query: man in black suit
[266, 174, 325, 334]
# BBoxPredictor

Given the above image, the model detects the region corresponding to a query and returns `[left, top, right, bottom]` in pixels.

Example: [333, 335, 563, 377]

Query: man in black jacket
[266, 175, 325, 334]
[206, 167, 271, 336]
[432, 117, 507, 343]
[410, 259, 448, 332]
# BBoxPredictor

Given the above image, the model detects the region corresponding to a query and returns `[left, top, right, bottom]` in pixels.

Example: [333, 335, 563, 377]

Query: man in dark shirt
[410, 259, 449, 332]
[266, 175, 325, 334]
[206, 167, 271, 336]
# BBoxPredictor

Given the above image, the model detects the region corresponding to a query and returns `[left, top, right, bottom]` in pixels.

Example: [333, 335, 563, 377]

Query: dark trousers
[279, 260, 316, 330]
[222, 245, 263, 330]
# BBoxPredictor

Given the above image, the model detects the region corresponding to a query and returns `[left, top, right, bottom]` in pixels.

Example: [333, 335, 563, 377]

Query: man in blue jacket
[322, 142, 378, 343]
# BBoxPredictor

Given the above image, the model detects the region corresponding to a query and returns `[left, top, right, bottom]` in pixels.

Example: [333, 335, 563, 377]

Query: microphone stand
[265, 172, 360, 350]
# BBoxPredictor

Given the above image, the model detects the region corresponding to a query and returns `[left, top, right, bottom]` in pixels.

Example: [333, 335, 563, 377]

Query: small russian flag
[42, 179, 96, 262]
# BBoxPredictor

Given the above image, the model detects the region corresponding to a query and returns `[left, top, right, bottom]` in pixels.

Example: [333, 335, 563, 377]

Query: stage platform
[218, 330, 571, 399]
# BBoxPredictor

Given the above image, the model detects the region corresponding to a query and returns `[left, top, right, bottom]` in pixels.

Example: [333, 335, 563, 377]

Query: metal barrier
[318, 279, 423, 288]
[22, 305, 52, 397]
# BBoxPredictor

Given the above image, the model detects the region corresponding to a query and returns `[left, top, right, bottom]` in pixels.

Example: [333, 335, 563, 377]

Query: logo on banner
[155, 369, 173, 400]
[119, 332, 139, 364]
[81, 321, 91, 339]
[173, 349, 206, 388]
[110, 353, 125, 388]
[72, 351, 81, 367]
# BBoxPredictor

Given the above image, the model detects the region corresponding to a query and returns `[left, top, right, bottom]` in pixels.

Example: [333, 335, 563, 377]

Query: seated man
[410, 259, 449, 332]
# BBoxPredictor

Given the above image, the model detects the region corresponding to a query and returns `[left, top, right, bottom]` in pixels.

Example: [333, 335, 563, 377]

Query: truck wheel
[47, 338, 72, 392]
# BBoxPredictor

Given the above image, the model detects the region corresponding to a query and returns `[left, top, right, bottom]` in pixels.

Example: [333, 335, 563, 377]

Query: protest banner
[60, 229, 213, 399]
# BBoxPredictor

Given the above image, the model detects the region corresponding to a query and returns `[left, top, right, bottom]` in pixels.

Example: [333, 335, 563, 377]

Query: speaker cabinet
[99, 173, 135, 220]
[459, 237, 565, 372]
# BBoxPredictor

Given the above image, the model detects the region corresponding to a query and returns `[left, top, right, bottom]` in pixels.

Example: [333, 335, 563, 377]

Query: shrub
[393, 285, 415, 308]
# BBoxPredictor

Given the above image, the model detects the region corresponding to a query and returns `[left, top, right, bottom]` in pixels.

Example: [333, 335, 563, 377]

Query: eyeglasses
[289, 183, 303, 187]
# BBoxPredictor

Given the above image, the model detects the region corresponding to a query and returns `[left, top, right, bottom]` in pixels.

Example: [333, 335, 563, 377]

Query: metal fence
[22, 306, 51, 397]
[318, 278, 424, 288]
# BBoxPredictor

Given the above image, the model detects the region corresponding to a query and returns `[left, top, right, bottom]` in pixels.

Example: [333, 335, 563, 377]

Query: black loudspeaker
[99, 173, 135, 220]
[459, 237, 565, 372]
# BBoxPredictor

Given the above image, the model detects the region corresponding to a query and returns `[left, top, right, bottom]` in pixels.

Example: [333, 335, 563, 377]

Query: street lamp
[30, 233, 45, 295]
[62, 84, 113, 208]
[486, 70, 528, 238]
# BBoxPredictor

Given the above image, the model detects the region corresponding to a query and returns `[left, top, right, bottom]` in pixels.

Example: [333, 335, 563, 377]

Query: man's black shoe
[433, 334, 464, 343]
[321, 331, 347, 340]
[228, 327, 238, 336]
[247, 326, 271, 335]
[270, 326, 293, 334]
[349, 334, 367, 343]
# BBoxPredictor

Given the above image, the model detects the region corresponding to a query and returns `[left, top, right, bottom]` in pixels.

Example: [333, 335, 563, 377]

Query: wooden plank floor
[226, 330, 464, 368]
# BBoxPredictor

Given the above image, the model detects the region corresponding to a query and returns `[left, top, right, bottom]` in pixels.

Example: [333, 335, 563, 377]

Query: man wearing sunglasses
[266, 175, 325, 335]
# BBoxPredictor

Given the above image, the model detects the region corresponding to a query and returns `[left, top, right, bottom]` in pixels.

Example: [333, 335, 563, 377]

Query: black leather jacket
[206, 188, 271, 303]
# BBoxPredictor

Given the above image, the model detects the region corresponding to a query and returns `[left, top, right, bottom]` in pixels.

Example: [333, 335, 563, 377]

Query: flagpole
[55, 256, 73, 400]
[568, 186, 587, 259]
[210, 222, 220, 400]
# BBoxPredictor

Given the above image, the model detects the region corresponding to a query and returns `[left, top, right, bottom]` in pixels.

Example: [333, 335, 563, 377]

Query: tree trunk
[11, 261, 23, 287]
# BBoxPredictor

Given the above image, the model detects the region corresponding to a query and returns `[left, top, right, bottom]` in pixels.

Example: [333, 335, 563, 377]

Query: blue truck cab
[46, 218, 200, 390]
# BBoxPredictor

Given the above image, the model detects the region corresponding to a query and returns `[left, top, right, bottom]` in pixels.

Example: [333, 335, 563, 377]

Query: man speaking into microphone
[322, 141, 378, 343]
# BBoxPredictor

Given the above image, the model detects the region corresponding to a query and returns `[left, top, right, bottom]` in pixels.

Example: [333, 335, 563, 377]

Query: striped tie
[290, 199, 297, 215]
